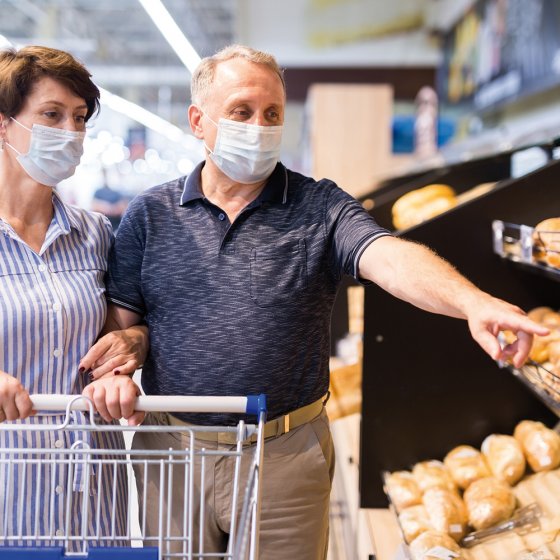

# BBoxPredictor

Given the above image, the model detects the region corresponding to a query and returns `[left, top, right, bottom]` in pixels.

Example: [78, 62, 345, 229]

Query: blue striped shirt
[0, 192, 127, 547]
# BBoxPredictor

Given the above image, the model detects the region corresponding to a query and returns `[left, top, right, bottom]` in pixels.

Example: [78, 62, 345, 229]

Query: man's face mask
[5, 117, 85, 187]
[203, 113, 283, 184]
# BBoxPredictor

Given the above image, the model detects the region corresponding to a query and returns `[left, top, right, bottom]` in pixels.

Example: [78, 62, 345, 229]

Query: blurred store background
[3, 2, 560, 559]
[1, 0, 559, 226]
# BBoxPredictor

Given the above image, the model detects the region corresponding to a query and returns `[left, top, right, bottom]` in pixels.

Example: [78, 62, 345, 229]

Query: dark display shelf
[359, 158, 560, 507]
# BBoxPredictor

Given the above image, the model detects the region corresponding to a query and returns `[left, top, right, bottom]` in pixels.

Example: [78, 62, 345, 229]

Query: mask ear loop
[0, 117, 5, 151]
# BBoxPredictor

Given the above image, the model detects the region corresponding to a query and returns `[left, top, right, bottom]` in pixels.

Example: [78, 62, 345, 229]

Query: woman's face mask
[203, 113, 283, 184]
[5, 117, 85, 187]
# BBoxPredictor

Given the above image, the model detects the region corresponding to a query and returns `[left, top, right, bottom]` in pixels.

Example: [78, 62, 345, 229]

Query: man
[80, 45, 548, 559]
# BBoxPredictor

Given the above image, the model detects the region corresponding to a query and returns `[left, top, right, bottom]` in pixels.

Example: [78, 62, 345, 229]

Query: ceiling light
[138, 0, 201, 74]
[99, 87, 185, 143]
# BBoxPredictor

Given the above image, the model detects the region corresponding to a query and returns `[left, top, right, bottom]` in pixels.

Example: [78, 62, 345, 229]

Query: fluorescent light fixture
[138, 0, 201, 74]
[99, 87, 185, 143]
[0, 34, 188, 144]
[0, 34, 16, 48]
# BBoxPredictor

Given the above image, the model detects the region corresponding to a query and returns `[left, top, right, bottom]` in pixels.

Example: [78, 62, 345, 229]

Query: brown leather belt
[166, 395, 327, 445]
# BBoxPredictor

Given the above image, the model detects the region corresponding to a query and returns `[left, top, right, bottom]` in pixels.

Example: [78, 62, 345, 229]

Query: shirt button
[55, 529, 64, 537]
[54, 439, 63, 448]
[53, 349, 62, 358]
[55, 485, 63, 495]
[218, 213, 225, 221]
[38, 264, 47, 272]
[53, 303, 61, 312]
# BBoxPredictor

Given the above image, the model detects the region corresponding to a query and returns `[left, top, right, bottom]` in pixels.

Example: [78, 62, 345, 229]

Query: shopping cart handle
[30, 394, 267, 416]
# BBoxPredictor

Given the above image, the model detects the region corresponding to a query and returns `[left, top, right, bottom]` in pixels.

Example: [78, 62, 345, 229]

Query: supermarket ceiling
[0, 0, 232, 96]
[0, 0, 453, 118]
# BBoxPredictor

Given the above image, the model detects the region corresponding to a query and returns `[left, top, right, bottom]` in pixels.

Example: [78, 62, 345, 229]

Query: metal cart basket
[0, 394, 267, 560]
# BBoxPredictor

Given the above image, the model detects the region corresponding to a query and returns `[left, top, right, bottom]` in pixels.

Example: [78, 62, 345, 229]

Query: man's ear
[188, 105, 204, 139]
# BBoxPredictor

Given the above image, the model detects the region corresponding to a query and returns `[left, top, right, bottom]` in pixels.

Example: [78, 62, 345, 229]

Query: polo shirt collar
[180, 161, 288, 206]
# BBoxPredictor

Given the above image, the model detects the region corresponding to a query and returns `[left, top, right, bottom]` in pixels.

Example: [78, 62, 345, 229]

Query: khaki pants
[132, 408, 334, 560]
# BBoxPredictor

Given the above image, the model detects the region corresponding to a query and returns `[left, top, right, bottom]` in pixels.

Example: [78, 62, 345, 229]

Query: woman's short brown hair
[0, 45, 99, 121]
[191, 44, 285, 107]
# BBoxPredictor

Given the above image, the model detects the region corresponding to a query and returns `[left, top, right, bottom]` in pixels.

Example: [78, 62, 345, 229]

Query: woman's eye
[44, 111, 58, 119]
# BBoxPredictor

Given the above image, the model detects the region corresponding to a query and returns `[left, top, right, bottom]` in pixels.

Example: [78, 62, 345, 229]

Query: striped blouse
[0, 192, 127, 550]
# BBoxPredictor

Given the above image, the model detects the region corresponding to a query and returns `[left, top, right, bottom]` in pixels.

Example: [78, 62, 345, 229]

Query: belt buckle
[284, 414, 290, 434]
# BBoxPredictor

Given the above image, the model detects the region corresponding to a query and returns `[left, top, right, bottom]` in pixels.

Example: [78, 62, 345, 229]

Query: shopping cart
[0, 393, 267, 560]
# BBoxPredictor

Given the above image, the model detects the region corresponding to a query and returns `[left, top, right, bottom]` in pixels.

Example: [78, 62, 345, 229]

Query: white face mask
[204, 114, 282, 184]
[5, 118, 85, 187]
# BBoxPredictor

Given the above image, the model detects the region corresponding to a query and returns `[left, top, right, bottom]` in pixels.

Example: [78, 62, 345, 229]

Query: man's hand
[79, 325, 149, 380]
[82, 376, 145, 426]
[467, 296, 550, 368]
[0, 371, 34, 422]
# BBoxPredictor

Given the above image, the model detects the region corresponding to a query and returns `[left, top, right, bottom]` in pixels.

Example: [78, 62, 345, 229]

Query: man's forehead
[213, 58, 283, 89]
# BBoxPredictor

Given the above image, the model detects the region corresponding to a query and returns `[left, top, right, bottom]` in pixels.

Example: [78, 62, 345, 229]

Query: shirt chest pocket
[250, 239, 308, 307]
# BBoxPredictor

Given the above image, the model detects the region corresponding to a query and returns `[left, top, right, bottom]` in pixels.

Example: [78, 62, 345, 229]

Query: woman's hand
[0, 371, 34, 422]
[79, 325, 149, 380]
[82, 375, 145, 426]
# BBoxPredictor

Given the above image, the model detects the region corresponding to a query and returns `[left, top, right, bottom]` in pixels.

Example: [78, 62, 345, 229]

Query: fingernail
[114, 370, 121, 375]
[79, 366, 85, 373]
[88, 372, 94, 381]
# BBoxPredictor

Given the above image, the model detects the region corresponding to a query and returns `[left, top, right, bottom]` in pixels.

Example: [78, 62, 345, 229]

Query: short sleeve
[325, 183, 392, 282]
[105, 201, 146, 315]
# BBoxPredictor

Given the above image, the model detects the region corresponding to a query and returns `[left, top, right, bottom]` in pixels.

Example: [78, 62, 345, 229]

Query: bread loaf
[481, 434, 526, 485]
[443, 445, 491, 490]
[392, 184, 457, 230]
[408, 530, 464, 560]
[463, 477, 517, 530]
[385, 471, 422, 512]
[412, 460, 456, 493]
[514, 420, 560, 472]
[398, 504, 434, 544]
[422, 487, 468, 542]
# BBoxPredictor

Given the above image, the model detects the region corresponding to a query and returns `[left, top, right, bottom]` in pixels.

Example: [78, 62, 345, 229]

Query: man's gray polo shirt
[106, 162, 391, 425]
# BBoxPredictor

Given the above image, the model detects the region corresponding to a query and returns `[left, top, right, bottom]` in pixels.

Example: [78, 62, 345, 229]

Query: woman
[0, 45, 145, 550]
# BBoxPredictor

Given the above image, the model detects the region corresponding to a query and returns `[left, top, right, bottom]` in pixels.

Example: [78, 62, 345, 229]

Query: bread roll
[528, 306, 555, 323]
[548, 339, 560, 366]
[540, 311, 560, 329]
[422, 487, 468, 542]
[534, 218, 560, 269]
[463, 477, 516, 530]
[398, 504, 434, 544]
[412, 460, 456, 493]
[481, 434, 526, 485]
[514, 420, 560, 472]
[408, 530, 464, 560]
[443, 445, 491, 490]
[392, 184, 456, 230]
[385, 471, 422, 512]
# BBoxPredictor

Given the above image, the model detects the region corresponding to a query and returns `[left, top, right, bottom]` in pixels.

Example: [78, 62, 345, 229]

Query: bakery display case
[492, 218, 560, 418]
[358, 155, 560, 557]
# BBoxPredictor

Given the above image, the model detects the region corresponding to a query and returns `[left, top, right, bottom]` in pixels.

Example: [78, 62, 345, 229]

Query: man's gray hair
[191, 44, 285, 106]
